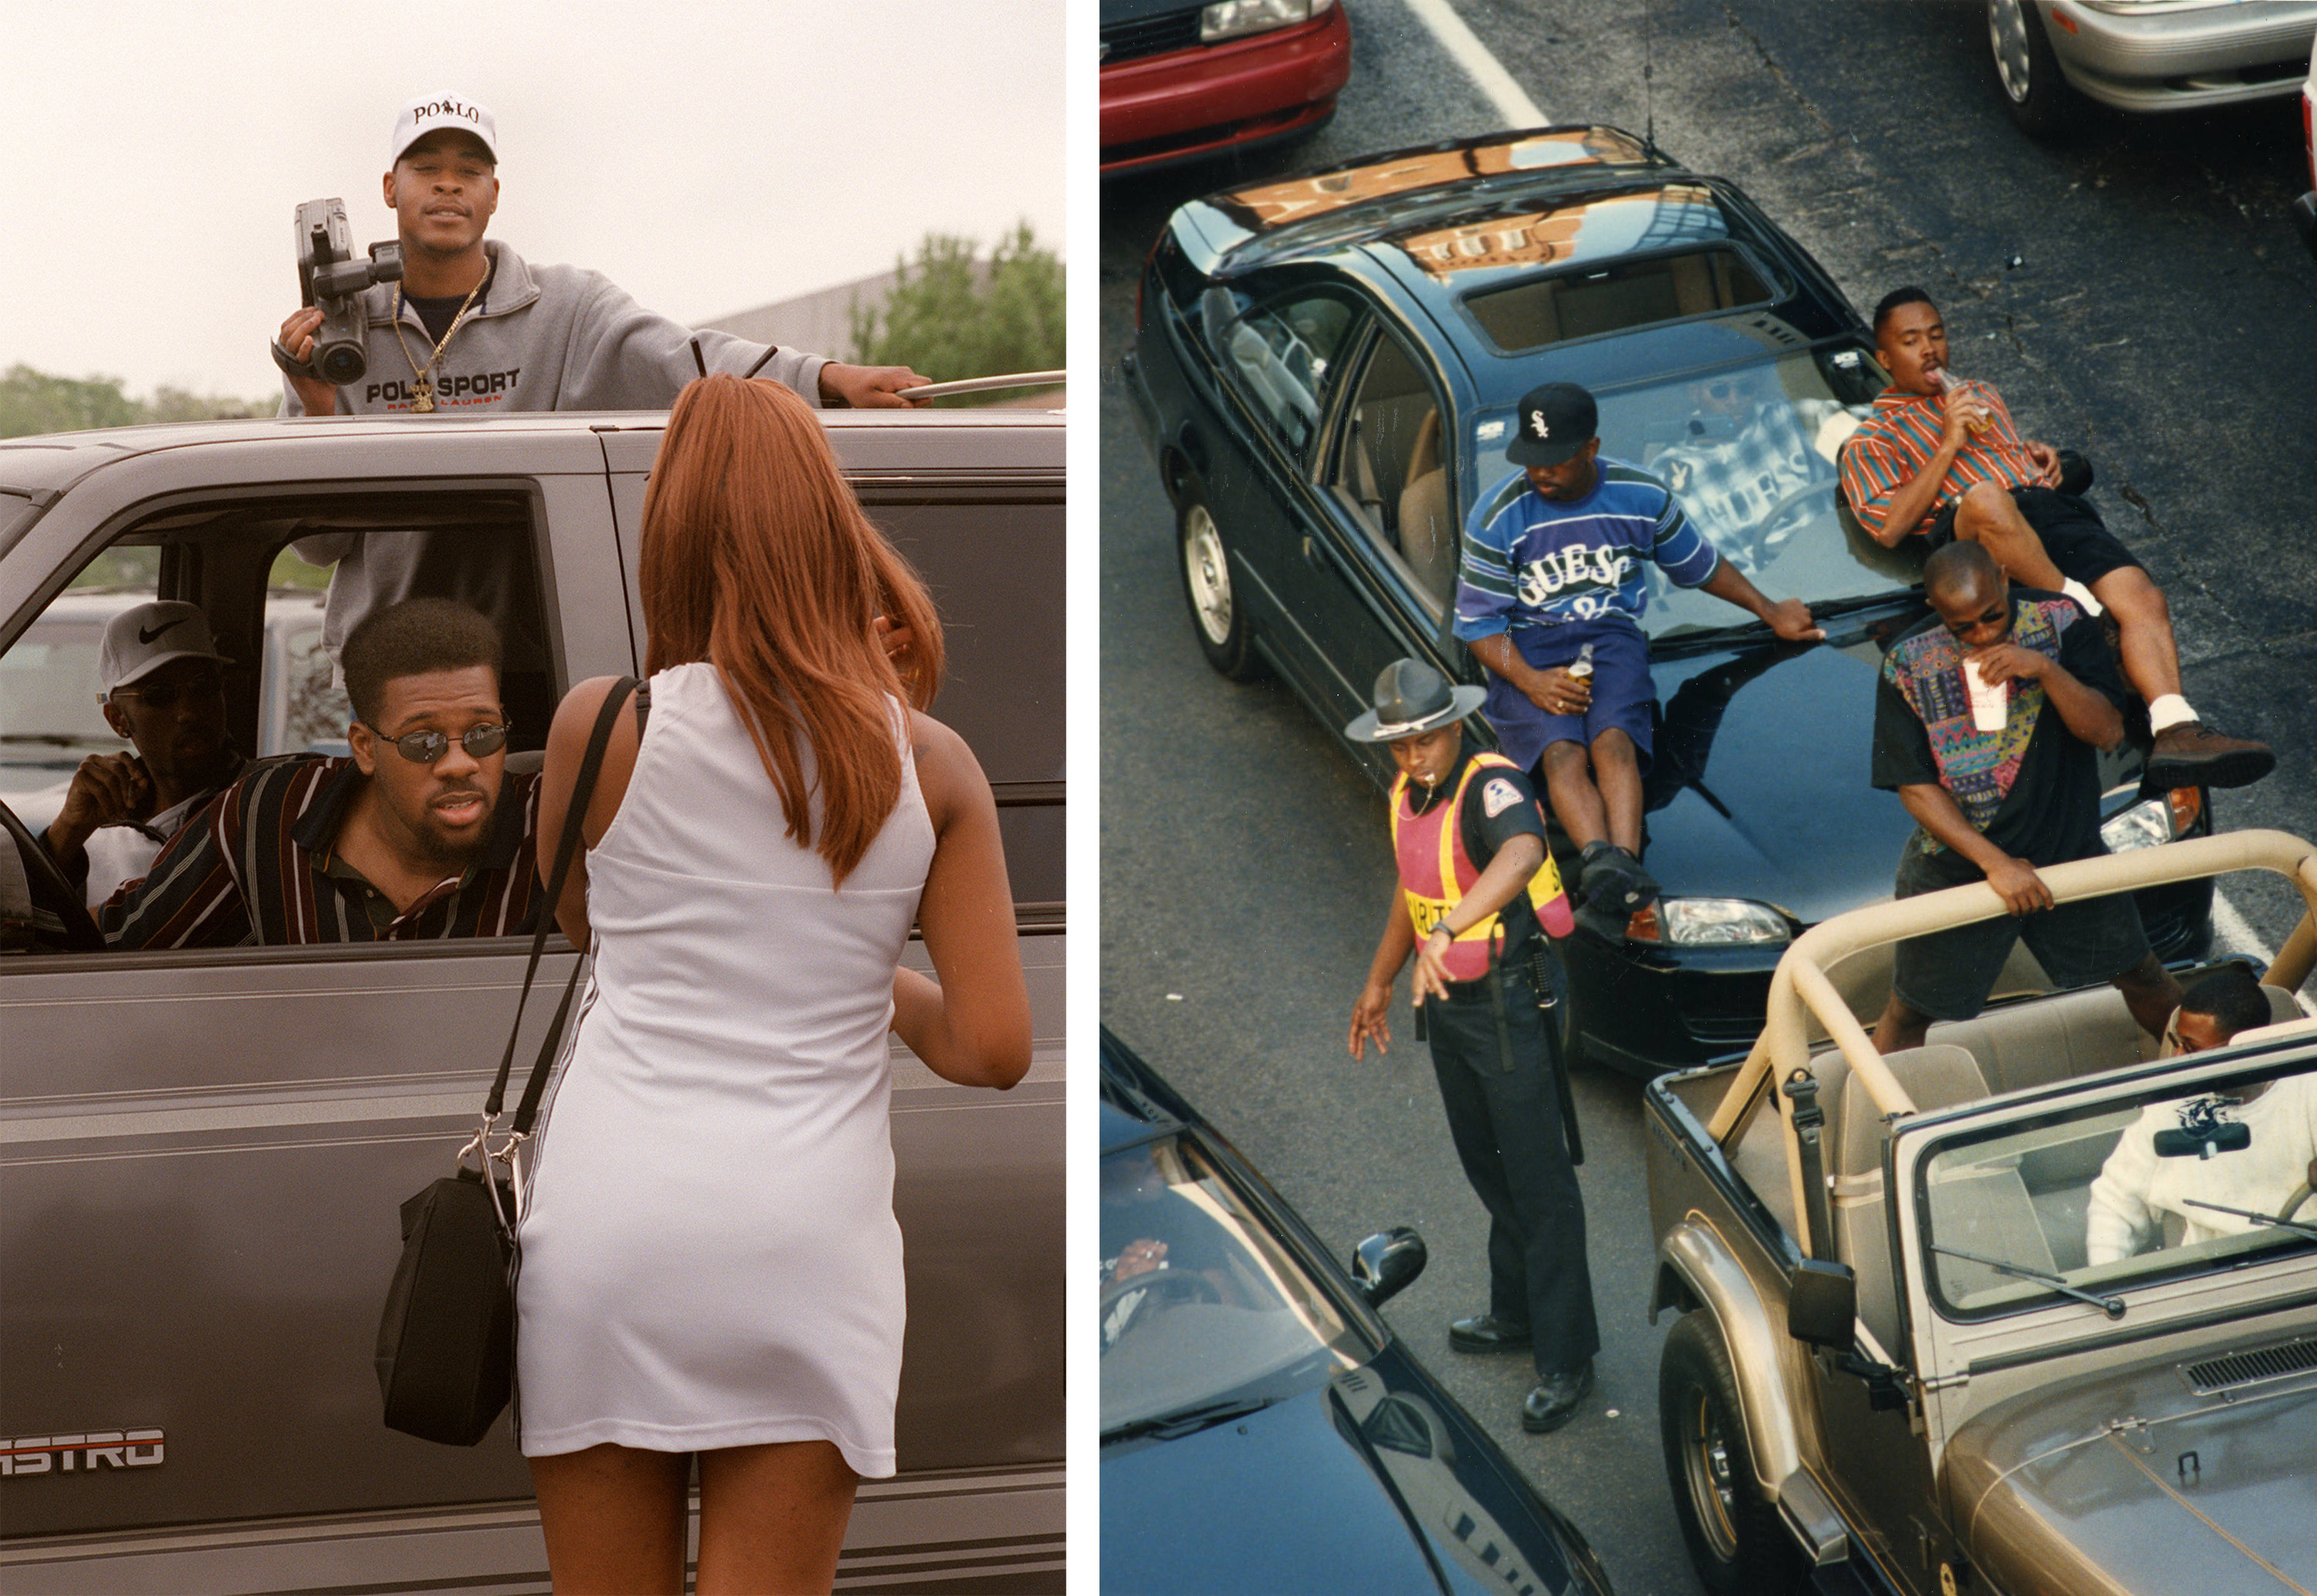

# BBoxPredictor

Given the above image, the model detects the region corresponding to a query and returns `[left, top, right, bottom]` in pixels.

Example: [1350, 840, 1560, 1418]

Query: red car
[1101, 0, 1351, 178]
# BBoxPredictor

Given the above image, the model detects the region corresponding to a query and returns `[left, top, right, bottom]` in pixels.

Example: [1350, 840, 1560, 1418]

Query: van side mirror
[1351, 1228, 1427, 1308]
[1788, 1259, 1857, 1349]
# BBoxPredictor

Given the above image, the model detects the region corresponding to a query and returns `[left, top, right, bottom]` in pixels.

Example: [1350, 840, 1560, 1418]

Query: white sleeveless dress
[514, 662, 933, 1477]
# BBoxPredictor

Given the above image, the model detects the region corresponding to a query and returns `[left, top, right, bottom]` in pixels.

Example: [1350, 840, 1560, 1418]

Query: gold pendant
[411, 380, 436, 414]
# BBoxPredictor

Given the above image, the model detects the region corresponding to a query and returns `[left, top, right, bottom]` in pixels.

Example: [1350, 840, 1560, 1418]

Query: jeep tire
[1660, 1311, 1805, 1596]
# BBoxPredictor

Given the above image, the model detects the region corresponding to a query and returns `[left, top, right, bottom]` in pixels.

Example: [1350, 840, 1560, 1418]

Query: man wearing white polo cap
[45, 601, 246, 906]
[273, 93, 931, 706]
[275, 93, 927, 419]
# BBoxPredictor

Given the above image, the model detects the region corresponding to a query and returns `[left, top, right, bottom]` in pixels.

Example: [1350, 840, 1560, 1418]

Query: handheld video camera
[282, 198, 402, 386]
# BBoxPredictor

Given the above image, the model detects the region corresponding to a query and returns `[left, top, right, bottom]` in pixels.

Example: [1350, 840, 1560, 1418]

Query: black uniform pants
[1426, 966, 1601, 1379]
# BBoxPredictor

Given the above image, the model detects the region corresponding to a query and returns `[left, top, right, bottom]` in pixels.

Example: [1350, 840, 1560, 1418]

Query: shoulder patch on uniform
[1481, 777, 1522, 818]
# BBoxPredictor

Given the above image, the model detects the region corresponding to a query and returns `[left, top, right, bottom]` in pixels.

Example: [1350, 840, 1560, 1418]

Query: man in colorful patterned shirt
[1455, 382, 1823, 940]
[1840, 286, 2270, 791]
[1868, 542, 2182, 1055]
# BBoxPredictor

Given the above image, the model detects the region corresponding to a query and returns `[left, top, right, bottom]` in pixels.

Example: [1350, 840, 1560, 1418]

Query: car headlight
[1629, 898, 1792, 947]
[1201, 0, 1333, 43]
[2098, 784, 2201, 854]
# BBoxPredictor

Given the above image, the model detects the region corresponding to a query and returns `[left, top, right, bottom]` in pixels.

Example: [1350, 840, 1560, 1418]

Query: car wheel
[1660, 1313, 1804, 1596]
[1988, 0, 2079, 137]
[1176, 491, 1267, 682]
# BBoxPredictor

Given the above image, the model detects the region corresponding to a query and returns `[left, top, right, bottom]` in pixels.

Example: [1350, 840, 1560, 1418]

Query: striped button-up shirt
[1837, 380, 2043, 540]
[102, 754, 542, 949]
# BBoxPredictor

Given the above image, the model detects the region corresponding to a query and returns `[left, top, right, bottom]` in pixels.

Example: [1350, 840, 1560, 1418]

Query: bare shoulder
[907, 710, 991, 828]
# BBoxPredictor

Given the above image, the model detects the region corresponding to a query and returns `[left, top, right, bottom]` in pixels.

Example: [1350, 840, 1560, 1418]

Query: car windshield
[1917, 1052, 2317, 1320]
[1101, 1130, 1367, 1435]
[1470, 344, 1922, 641]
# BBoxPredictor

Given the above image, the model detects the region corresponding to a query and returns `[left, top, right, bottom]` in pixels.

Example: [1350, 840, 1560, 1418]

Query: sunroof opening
[1465, 246, 1775, 353]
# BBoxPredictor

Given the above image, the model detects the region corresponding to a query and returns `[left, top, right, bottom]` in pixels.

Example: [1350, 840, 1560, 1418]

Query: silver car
[0, 407, 1066, 1592]
[1987, 0, 2317, 136]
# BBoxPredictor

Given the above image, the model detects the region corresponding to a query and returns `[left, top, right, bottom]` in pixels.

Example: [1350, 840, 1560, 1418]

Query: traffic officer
[1345, 659, 1603, 1434]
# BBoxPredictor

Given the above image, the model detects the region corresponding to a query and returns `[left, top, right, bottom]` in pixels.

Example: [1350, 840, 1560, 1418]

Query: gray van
[0, 407, 1064, 1592]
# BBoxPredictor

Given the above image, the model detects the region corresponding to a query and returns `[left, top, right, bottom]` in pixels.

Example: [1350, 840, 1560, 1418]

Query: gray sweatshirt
[285, 239, 831, 662]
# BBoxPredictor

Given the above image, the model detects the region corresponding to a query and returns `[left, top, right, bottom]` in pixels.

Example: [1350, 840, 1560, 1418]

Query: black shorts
[1889, 839, 2152, 1022]
[1925, 486, 2142, 588]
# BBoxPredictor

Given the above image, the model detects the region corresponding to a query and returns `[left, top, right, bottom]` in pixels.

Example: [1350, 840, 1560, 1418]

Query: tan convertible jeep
[1644, 828, 2317, 1595]
[0, 406, 1064, 1592]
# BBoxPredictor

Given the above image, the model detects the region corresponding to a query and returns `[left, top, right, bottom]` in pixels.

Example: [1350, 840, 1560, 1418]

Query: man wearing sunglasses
[104, 599, 541, 948]
[45, 602, 248, 908]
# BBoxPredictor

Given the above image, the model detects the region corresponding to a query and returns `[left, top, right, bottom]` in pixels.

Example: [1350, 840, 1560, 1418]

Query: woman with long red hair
[513, 373, 1030, 1594]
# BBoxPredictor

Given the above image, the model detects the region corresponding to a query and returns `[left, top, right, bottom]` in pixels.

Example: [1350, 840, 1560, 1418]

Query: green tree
[0, 363, 269, 439]
[848, 223, 1064, 404]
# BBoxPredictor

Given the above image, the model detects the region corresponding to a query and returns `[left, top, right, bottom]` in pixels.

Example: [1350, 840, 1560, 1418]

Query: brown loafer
[2146, 722, 2275, 791]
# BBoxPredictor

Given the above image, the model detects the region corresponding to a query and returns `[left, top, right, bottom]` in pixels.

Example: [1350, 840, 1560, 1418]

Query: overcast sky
[2, 0, 1066, 402]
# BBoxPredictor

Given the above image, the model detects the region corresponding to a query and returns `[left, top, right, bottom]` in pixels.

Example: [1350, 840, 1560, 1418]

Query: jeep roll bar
[1705, 829, 2317, 1194]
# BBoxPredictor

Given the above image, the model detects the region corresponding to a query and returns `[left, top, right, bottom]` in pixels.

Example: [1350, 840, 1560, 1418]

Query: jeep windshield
[1917, 1055, 2317, 1320]
[1468, 343, 1922, 642]
[1099, 1131, 1365, 1438]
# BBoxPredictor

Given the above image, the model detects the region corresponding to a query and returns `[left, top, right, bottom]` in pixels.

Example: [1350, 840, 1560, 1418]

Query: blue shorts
[1481, 615, 1656, 777]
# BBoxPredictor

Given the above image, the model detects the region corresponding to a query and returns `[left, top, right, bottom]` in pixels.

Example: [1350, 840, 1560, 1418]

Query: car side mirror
[1351, 1227, 1427, 1307]
[2155, 1122, 2251, 1158]
[1788, 1259, 1857, 1349]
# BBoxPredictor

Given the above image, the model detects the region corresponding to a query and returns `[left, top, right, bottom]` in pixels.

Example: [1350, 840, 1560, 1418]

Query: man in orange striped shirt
[1840, 287, 2270, 790]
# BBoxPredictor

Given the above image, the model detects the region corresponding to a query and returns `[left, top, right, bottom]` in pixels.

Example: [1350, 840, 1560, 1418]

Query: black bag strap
[483, 677, 639, 1128]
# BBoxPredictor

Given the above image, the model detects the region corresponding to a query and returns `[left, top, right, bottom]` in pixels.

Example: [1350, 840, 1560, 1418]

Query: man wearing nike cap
[44, 602, 246, 907]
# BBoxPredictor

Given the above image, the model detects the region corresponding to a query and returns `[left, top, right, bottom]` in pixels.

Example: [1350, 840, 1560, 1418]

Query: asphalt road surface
[1100, 4, 2317, 1591]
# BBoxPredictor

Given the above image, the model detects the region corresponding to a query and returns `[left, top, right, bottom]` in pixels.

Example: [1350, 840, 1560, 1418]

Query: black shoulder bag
[374, 677, 639, 1446]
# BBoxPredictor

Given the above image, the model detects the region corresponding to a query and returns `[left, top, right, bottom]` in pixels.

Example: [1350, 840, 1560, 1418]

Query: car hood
[1101, 1350, 1597, 1595]
[1640, 618, 1918, 927]
[1946, 1346, 2317, 1595]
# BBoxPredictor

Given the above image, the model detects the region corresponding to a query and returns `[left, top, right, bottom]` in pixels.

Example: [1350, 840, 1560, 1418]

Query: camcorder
[278, 198, 402, 387]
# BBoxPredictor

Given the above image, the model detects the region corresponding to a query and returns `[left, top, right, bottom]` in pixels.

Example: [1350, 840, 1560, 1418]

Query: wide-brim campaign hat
[1344, 658, 1486, 744]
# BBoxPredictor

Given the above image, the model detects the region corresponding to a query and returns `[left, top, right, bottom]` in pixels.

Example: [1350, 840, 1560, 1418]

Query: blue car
[1100, 1027, 1615, 1595]
[1121, 124, 2213, 1076]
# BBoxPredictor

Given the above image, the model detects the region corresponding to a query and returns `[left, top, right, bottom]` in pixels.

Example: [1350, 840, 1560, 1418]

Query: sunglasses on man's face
[359, 722, 511, 765]
[1704, 378, 1762, 402]
[110, 673, 224, 710]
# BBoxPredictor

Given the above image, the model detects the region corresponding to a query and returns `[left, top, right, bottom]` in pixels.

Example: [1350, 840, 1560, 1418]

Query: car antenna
[1638, 0, 1670, 165]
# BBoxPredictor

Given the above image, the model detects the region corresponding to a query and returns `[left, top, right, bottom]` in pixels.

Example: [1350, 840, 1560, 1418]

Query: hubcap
[1182, 505, 1233, 647]
[1989, 0, 2032, 104]
[1681, 1388, 1742, 1561]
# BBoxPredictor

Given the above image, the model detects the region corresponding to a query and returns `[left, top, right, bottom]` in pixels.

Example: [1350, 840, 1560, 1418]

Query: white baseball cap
[99, 602, 234, 698]
[389, 94, 498, 166]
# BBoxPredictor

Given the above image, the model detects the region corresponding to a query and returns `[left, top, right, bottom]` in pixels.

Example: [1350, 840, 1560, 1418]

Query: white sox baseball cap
[389, 94, 498, 165]
[98, 602, 234, 698]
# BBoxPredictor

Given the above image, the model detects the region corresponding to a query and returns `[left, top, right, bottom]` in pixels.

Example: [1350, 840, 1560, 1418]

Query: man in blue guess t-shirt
[1455, 383, 1823, 939]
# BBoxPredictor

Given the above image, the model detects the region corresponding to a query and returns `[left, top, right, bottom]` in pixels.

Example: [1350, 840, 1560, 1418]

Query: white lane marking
[1398, 0, 1549, 126]
[2212, 886, 2317, 1016]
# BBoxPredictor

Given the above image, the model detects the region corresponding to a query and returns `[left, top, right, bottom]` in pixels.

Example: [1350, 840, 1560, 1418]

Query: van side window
[0, 490, 558, 954]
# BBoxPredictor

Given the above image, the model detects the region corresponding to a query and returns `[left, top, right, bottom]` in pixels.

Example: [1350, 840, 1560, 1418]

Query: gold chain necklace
[390, 268, 487, 414]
